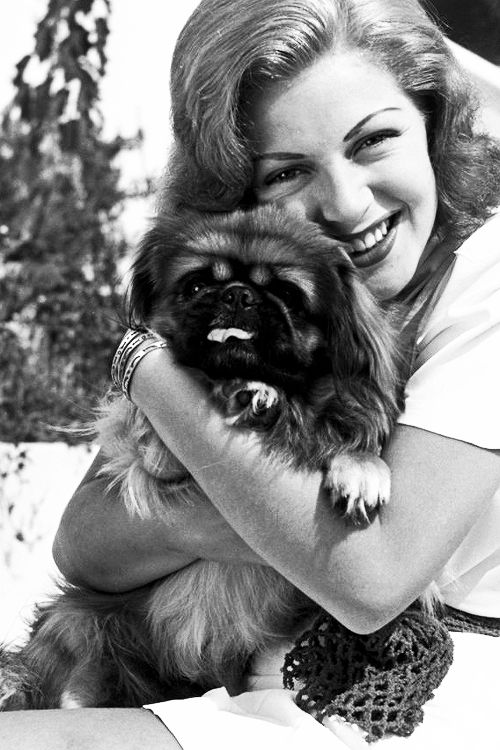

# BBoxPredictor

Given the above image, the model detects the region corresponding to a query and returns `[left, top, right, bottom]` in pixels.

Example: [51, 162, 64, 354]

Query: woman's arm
[53, 448, 264, 593]
[0, 709, 180, 750]
[130, 347, 500, 633]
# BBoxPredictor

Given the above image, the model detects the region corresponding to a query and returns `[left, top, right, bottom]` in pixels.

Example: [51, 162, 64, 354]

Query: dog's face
[155, 254, 324, 387]
[129, 205, 396, 393]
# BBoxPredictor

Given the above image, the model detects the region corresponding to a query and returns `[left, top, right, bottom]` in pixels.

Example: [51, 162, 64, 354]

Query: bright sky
[0, 1, 200, 238]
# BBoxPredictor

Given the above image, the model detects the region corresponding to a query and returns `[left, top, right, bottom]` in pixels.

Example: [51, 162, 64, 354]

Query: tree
[0, 0, 143, 443]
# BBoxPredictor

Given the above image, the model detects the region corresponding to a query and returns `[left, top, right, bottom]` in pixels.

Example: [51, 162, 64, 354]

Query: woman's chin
[359, 264, 414, 300]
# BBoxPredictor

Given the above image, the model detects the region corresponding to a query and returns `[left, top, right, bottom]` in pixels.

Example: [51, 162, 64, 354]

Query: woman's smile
[326, 210, 401, 269]
[248, 52, 438, 298]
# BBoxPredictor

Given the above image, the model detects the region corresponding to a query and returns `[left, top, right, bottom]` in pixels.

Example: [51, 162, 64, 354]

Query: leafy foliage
[0, 446, 42, 568]
[0, 0, 143, 443]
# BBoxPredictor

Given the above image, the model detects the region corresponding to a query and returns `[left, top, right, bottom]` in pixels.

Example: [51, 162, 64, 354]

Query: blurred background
[0, 0, 499, 646]
[0, 0, 200, 644]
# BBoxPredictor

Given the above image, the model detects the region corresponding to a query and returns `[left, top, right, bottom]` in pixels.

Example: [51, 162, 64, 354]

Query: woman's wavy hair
[163, 0, 500, 242]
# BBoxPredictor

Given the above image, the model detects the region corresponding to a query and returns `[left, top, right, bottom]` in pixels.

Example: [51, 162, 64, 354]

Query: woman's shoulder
[399, 210, 500, 449]
[454, 208, 500, 267]
[432, 209, 500, 317]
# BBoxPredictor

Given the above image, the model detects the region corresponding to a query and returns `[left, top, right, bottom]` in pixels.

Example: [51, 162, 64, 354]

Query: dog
[0, 204, 404, 710]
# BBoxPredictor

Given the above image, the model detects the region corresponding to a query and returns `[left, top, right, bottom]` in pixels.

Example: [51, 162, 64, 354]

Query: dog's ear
[127, 227, 162, 328]
[127, 211, 203, 328]
[326, 263, 402, 403]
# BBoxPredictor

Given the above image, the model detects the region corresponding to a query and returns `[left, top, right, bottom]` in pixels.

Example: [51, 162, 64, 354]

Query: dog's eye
[185, 280, 207, 298]
[274, 282, 303, 310]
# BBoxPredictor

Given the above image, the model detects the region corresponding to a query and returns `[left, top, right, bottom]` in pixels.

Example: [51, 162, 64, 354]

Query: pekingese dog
[0, 205, 404, 710]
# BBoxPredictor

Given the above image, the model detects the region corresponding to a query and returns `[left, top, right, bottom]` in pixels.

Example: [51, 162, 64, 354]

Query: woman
[5, 0, 500, 747]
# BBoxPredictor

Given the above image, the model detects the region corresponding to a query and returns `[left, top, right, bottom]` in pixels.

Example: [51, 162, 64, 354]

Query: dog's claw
[250, 384, 279, 414]
[213, 380, 281, 428]
[323, 453, 391, 525]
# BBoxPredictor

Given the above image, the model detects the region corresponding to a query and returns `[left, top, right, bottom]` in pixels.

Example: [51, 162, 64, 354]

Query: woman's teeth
[350, 219, 389, 253]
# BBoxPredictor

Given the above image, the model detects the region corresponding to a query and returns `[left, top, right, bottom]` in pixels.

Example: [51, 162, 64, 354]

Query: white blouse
[398, 210, 500, 616]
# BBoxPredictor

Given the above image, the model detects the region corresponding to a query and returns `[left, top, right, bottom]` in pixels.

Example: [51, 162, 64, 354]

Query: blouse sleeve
[398, 212, 500, 450]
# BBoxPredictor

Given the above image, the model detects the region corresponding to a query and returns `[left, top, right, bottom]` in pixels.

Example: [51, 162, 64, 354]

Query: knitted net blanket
[282, 607, 487, 743]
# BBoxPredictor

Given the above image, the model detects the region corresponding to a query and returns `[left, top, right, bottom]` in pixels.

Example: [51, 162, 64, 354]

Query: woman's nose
[311, 164, 372, 233]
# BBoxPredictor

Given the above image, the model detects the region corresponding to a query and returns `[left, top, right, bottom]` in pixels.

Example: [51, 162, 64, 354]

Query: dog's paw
[213, 380, 281, 429]
[323, 452, 391, 525]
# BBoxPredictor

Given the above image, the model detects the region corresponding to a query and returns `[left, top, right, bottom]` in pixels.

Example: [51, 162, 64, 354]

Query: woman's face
[248, 52, 438, 299]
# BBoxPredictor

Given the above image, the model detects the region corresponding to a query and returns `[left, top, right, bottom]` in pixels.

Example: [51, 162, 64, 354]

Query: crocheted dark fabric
[282, 610, 454, 743]
[444, 606, 500, 636]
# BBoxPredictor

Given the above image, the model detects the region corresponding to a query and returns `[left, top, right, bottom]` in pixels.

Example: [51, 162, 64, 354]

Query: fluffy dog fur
[0, 205, 404, 710]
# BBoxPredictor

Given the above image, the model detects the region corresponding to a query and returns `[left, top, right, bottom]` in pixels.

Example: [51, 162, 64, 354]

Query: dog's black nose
[221, 283, 258, 309]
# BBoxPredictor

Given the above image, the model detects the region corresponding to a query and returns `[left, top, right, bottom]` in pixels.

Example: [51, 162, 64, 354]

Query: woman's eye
[264, 167, 304, 186]
[354, 130, 399, 155]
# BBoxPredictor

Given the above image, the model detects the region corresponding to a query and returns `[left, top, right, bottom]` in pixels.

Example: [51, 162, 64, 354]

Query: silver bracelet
[111, 329, 168, 400]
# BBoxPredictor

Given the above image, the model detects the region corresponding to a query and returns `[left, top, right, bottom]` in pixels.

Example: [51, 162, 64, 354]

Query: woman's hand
[53, 446, 264, 594]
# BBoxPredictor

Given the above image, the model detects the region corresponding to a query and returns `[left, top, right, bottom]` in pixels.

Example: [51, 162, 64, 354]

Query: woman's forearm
[0, 709, 180, 750]
[132, 356, 385, 629]
[129, 349, 393, 627]
[53, 453, 196, 591]
[131, 349, 500, 632]
[53, 449, 263, 593]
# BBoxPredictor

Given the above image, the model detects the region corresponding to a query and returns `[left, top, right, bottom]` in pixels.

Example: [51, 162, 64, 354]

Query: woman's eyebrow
[253, 152, 305, 162]
[254, 107, 403, 161]
[343, 107, 401, 142]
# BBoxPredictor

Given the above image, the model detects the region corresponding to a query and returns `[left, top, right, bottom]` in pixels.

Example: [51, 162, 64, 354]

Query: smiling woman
[5, 0, 500, 748]
[248, 52, 438, 298]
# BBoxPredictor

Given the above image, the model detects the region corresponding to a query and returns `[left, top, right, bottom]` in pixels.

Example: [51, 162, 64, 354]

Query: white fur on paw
[0, 687, 17, 709]
[246, 382, 279, 413]
[60, 690, 85, 709]
[324, 453, 391, 524]
[218, 380, 279, 425]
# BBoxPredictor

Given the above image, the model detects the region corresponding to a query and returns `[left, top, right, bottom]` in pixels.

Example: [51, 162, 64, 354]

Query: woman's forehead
[247, 52, 414, 150]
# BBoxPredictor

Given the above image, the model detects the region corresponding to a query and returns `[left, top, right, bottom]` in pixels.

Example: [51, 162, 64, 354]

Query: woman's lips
[346, 213, 400, 269]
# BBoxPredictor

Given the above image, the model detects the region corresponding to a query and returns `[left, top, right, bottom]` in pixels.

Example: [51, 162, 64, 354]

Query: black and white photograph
[1, 2, 500, 748]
